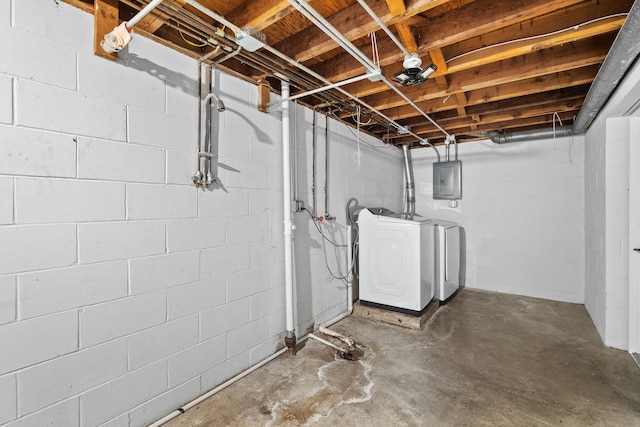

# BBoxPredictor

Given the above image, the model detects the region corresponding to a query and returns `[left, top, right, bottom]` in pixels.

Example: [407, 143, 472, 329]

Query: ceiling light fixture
[393, 53, 437, 87]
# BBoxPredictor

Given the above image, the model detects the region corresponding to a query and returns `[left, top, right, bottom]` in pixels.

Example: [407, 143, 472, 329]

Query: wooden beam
[274, 0, 450, 63]
[434, 75, 448, 90]
[446, 0, 633, 65]
[94, 0, 119, 61]
[257, 80, 271, 113]
[134, 0, 187, 34]
[455, 92, 467, 116]
[385, 0, 407, 16]
[313, 0, 586, 82]
[394, 84, 588, 130]
[352, 35, 611, 112]
[390, 111, 577, 144]
[395, 23, 418, 53]
[226, 0, 294, 31]
[446, 16, 625, 74]
[366, 64, 600, 122]
[63, 0, 93, 13]
[342, 15, 616, 98]
[428, 48, 447, 72]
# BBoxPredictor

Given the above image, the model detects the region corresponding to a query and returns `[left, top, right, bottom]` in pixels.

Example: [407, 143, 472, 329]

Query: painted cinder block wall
[412, 136, 586, 304]
[584, 56, 640, 350]
[0, 1, 403, 426]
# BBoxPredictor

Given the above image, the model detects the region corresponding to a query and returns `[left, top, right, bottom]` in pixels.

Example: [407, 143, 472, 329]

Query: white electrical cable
[370, 32, 381, 69]
[552, 111, 564, 144]
[330, 111, 391, 150]
[446, 13, 628, 64]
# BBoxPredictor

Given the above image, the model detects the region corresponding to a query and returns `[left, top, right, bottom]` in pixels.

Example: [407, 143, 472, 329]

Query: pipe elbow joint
[101, 22, 132, 53]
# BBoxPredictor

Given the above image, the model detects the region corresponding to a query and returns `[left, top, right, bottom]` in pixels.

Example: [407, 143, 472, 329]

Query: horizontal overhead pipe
[573, 0, 640, 134]
[487, 127, 574, 144]
[268, 72, 376, 107]
[284, 0, 445, 158]
[490, 0, 640, 144]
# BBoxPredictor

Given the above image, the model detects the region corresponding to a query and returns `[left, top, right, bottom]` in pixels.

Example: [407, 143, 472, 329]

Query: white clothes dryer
[434, 220, 460, 302]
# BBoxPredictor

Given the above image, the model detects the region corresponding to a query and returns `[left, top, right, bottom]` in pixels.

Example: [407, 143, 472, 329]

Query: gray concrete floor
[165, 289, 640, 426]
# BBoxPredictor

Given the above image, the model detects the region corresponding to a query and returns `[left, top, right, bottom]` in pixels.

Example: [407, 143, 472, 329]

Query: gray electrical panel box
[433, 160, 462, 200]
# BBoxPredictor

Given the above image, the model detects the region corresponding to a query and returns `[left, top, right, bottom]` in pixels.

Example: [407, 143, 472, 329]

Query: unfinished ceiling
[67, 0, 634, 147]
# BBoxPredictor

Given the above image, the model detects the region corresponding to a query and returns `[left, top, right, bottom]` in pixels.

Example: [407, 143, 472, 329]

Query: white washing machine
[358, 208, 435, 314]
[434, 220, 460, 302]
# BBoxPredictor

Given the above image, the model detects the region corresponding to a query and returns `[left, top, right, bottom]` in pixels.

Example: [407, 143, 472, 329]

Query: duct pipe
[573, 0, 640, 133]
[402, 145, 416, 215]
[497, 0, 640, 142]
[487, 127, 574, 144]
[281, 82, 297, 354]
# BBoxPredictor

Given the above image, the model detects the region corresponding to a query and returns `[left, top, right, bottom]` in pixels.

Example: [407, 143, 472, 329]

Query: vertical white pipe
[282, 81, 296, 341]
[347, 224, 354, 313]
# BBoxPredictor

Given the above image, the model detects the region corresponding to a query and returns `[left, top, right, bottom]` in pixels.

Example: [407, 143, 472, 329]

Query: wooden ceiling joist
[70, 0, 633, 146]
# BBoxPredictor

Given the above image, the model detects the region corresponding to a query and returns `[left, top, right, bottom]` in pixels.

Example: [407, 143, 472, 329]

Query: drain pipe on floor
[148, 316, 355, 426]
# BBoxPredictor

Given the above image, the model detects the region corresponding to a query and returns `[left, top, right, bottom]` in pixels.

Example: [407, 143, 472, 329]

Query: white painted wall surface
[584, 55, 640, 350]
[0, 1, 403, 425]
[412, 136, 585, 303]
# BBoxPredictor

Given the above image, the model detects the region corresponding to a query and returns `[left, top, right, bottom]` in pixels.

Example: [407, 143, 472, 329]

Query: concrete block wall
[585, 111, 607, 342]
[0, 1, 404, 426]
[289, 106, 403, 333]
[584, 56, 640, 350]
[412, 136, 586, 303]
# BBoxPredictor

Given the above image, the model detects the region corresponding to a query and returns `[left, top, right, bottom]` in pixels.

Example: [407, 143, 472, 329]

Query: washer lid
[358, 208, 433, 225]
[378, 213, 432, 224]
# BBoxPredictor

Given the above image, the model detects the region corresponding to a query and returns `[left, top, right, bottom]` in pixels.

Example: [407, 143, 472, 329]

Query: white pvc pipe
[147, 347, 287, 427]
[180, 0, 439, 154]
[127, 0, 166, 28]
[308, 333, 349, 353]
[269, 72, 375, 107]
[286, 0, 450, 143]
[319, 323, 355, 347]
[347, 224, 354, 313]
[147, 308, 351, 426]
[282, 81, 295, 338]
[289, 0, 374, 71]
